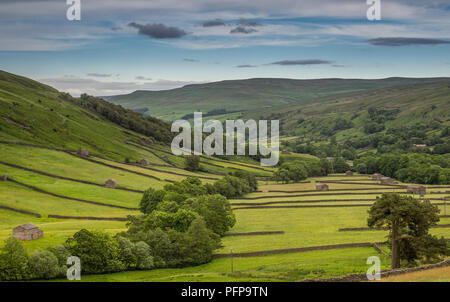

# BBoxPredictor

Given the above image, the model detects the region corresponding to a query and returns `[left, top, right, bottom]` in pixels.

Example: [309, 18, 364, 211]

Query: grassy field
[376, 266, 450, 282]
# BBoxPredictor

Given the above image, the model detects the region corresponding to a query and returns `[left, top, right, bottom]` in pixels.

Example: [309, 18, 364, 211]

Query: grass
[0, 208, 127, 252]
[0, 181, 138, 218]
[0, 144, 166, 190]
[60, 247, 391, 282]
[376, 266, 450, 282]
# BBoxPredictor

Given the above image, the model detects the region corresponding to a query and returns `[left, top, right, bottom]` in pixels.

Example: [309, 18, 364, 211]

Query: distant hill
[109, 77, 450, 121]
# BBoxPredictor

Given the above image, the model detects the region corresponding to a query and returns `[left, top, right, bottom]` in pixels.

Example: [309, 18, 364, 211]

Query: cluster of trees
[126, 174, 256, 267]
[368, 194, 449, 268]
[354, 153, 450, 184]
[0, 230, 155, 281]
[59, 93, 173, 143]
[273, 158, 344, 183]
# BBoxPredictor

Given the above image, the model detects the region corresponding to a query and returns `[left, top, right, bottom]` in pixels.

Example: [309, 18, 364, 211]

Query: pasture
[0, 141, 449, 281]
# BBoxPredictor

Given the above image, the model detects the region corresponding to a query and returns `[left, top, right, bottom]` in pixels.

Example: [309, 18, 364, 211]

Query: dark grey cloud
[202, 19, 226, 27]
[237, 19, 262, 27]
[183, 58, 199, 62]
[236, 64, 258, 68]
[87, 73, 112, 78]
[367, 37, 450, 46]
[110, 26, 122, 32]
[128, 22, 187, 39]
[230, 26, 258, 34]
[136, 76, 152, 80]
[269, 59, 333, 66]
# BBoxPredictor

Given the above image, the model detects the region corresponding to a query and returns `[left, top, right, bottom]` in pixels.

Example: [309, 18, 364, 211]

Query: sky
[0, 0, 449, 96]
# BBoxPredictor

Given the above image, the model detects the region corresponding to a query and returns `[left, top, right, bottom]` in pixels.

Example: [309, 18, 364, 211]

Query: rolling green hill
[261, 81, 450, 152]
[0, 70, 172, 161]
[109, 77, 450, 121]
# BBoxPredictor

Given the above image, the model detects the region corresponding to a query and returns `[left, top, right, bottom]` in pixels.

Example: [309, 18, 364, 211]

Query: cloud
[87, 73, 112, 78]
[236, 19, 262, 27]
[269, 59, 333, 65]
[39, 75, 206, 96]
[202, 19, 226, 27]
[236, 64, 258, 68]
[230, 26, 258, 34]
[183, 58, 199, 62]
[135, 76, 152, 80]
[128, 22, 187, 39]
[367, 37, 450, 46]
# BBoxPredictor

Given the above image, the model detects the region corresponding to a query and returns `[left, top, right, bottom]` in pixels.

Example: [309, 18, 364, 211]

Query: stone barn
[407, 185, 426, 195]
[380, 177, 394, 185]
[161, 155, 169, 162]
[77, 148, 89, 156]
[316, 183, 329, 191]
[140, 158, 150, 166]
[345, 171, 353, 176]
[105, 179, 117, 188]
[0, 175, 8, 181]
[372, 173, 383, 180]
[12, 223, 43, 241]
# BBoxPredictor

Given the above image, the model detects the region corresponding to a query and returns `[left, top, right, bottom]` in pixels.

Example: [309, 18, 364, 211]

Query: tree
[65, 229, 125, 274]
[0, 237, 30, 281]
[185, 155, 200, 171]
[140, 188, 166, 214]
[29, 250, 60, 279]
[368, 194, 445, 269]
[333, 157, 350, 173]
[184, 194, 236, 236]
[117, 236, 137, 268]
[133, 241, 154, 270]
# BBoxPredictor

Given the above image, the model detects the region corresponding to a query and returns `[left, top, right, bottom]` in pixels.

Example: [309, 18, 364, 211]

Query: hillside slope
[109, 77, 450, 121]
[0, 70, 171, 160]
[264, 81, 450, 143]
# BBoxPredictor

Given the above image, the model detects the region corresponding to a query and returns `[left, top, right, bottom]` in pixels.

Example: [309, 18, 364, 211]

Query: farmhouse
[77, 148, 89, 156]
[316, 183, 329, 191]
[345, 171, 353, 176]
[12, 223, 43, 241]
[407, 185, 426, 195]
[105, 178, 117, 188]
[380, 177, 394, 185]
[140, 158, 150, 166]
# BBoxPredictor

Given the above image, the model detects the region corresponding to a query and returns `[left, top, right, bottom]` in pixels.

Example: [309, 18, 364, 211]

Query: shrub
[29, 250, 60, 279]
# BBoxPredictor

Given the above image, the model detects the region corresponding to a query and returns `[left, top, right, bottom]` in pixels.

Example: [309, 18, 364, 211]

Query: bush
[29, 250, 60, 279]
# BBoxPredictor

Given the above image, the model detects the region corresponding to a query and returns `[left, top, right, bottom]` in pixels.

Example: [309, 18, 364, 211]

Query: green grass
[59, 247, 391, 282]
[0, 144, 166, 190]
[0, 208, 127, 252]
[0, 182, 137, 218]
